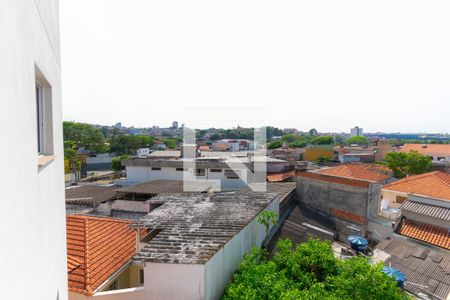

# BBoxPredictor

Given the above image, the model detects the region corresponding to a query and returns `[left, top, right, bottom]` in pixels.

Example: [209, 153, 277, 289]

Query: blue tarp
[382, 266, 407, 289]
[348, 236, 368, 251]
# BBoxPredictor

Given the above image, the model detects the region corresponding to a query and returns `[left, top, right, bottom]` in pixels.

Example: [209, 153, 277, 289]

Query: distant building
[122, 156, 294, 190]
[283, 128, 298, 135]
[400, 144, 450, 169]
[114, 122, 122, 129]
[172, 121, 178, 129]
[212, 139, 254, 152]
[303, 145, 334, 162]
[137, 148, 150, 158]
[350, 126, 364, 137]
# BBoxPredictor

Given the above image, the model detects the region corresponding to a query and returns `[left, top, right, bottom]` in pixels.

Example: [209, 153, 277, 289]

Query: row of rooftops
[65, 162, 450, 298]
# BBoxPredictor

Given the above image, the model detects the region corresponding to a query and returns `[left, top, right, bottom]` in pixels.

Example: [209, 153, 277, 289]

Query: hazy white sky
[60, 0, 450, 133]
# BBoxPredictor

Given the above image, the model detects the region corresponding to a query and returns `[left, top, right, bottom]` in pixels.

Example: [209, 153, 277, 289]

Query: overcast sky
[60, 0, 450, 133]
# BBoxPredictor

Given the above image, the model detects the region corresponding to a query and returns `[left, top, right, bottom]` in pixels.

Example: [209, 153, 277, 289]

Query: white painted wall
[140, 197, 279, 300]
[0, 1, 67, 299]
[126, 166, 247, 190]
[144, 263, 205, 300]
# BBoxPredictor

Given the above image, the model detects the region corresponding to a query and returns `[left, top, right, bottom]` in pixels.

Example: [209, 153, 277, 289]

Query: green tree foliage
[109, 135, 154, 155]
[63, 121, 107, 153]
[162, 138, 178, 149]
[282, 134, 300, 143]
[222, 239, 409, 300]
[346, 136, 369, 145]
[289, 141, 307, 148]
[257, 210, 277, 237]
[316, 154, 332, 165]
[111, 155, 130, 171]
[385, 151, 432, 178]
[311, 136, 334, 145]
[268, 140, 283, 149]
[265, 126, 283, 139]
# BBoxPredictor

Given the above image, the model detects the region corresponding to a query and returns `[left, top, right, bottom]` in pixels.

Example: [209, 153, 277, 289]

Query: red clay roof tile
[383, 171, 450, 201]
[400, 144, 450, 156]
[314, 163, 391, 183]
[398, 219, 450, 250]
[66, 215, 137, 295]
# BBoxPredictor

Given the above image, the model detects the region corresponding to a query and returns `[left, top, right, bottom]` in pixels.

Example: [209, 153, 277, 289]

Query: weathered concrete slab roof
[116, 180, 213, 195]
[240, 182, 295, 203]
[134, 191, 277, 264]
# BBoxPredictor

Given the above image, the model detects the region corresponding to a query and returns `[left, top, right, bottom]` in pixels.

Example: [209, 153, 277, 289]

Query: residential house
[136, 148, 150, 158]
[212, 139, 254, 151]
[67, 215, 143, 300]
[0, 0, 68, 298]
[132, 191, 279, 300]
[400, 144, 450, 171]
[296, 163, 393, 241]
[381, 171, 450, 209]
[269, 147, 305, 161]
[333, 145, 376, 163]
[379, 171, 450, 251]
[122, 156, 294, 190]
[303, 145, 334, 162]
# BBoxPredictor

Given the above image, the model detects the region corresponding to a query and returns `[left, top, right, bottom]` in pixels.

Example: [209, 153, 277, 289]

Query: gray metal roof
[375, 237, 450, 300]
[116, 180, 212, 195]
[134, 191, 277, 264]
[65, 185, 118, 206]
[400, 200, 450, 221]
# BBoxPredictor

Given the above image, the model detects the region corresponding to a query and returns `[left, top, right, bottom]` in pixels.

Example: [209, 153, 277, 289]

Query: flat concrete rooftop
[134, 191, 277, 264]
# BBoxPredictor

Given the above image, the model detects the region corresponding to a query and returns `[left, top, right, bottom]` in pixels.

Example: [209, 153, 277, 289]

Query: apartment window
[224, 169, 240, 179]
[139, 269, 144, 285]
[36, 84, 44, 154]
[176, 168, 185, 171]
[395, 196, 407, 204]
[210, 169, 222, 173]
[196, 168, 205, 176]
[35, 66, 54, 167]
[151, 167, 161, 171]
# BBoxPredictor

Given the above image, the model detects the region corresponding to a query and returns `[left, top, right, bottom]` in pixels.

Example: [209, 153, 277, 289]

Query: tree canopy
[109, 135, 154, 155]
[385, 151, 432, 178]
[223, 239, 409, 300]
[63, 121, 107, 153]
[346, 136, 369, 145]
[311, 136, 334, 145]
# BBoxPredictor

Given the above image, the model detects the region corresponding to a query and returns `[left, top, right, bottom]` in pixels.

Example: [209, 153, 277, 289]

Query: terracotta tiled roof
[383, 171, 450, 201]
[66, 215, 137, 295]
[400, 144, 450, 156]
[313, 163, 391, 183]
[397, 218, 450, 250]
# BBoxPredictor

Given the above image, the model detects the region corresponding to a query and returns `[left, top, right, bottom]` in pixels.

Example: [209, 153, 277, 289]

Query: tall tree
[63, 121, 107, 153]
[385, 151, 432, 178]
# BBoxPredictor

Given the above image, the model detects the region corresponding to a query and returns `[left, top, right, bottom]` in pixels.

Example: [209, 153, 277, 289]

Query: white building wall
[126, 166, 248, 190]
[204, 198, 279, 300]
[0, 0, 67, 299]
[144, 263, 205, 300]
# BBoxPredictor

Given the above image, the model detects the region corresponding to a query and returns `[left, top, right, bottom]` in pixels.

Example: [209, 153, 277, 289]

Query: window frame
[36, 83, 44, 156]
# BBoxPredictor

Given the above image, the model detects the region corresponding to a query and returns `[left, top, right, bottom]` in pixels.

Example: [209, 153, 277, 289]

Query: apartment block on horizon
[0, 0, 68, 299]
